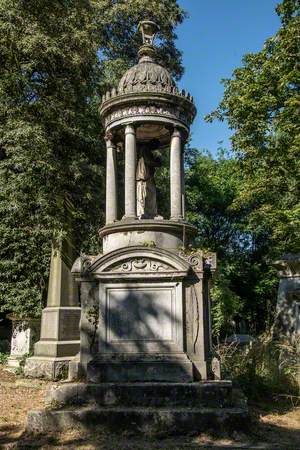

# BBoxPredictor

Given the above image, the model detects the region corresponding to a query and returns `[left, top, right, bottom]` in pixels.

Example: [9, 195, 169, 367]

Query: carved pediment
[71, 247, 191, 279]
[108, 258, 172, 273]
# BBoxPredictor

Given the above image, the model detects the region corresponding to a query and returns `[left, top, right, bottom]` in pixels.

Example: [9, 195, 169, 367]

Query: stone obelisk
[25, 239, 81, 379]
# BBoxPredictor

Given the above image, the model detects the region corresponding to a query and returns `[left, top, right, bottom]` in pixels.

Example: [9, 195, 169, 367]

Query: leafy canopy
[206, 0, 300, 256]
[0, 0, 185, 317]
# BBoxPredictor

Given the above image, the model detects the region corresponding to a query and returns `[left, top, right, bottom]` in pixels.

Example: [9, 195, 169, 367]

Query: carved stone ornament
[178, 252, 203, 271]
[80, 254, 96, 274]
[110, 258, 171, 273]
[104, 104, 190, 128]
[118, 61, 176, 94]
[204, 253, 217, 272]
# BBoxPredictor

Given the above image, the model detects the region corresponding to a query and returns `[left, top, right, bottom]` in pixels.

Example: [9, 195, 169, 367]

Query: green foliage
[206, 0, 300, 256]
[185, 148, 245, 257]
[192, 0, 299, 337]
[0, 352, 8, 365]
[0, 0, 185, 317]
[210, 269, 241, 338]
[185, 149, 279, 337]
[215, 333, 300, 402]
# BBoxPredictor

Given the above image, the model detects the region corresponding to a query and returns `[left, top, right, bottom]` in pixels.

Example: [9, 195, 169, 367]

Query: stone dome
[118, 56, 176, 94]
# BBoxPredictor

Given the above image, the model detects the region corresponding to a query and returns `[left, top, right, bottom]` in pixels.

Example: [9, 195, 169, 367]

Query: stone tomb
[72, 247, 214, 383]
[27, 20, 247, 435]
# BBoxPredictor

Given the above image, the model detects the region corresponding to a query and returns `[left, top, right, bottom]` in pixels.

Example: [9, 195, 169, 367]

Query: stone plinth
[100, 219, 196, 254]
[7, 317, 40, 370]
[71, 246, 215, 382]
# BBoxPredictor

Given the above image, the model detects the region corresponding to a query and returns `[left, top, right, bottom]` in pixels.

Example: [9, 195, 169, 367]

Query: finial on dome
[138, 20, 160, 46]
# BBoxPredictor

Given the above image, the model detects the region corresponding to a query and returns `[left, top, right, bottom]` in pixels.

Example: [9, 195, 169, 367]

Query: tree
[206, 0, 300, 257]
[185, 150, 278, 338]
[0, 0, 185, 317]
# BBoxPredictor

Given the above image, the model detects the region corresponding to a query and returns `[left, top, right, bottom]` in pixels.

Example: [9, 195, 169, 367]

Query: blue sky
[176, 0, 281, 154]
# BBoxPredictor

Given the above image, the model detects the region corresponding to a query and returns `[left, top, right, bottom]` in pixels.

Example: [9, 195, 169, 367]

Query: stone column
[124, 124, 137, 219]
[105, 133, 118, 224]
[181, 145, 185, 220]
[170, 127, 183, 220]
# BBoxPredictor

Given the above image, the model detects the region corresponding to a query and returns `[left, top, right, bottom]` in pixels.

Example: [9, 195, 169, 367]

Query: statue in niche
[136, 139, 162, 219]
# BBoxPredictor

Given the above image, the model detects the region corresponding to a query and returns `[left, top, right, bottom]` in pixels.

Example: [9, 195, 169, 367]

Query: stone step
[27, 405, 249, 436]
[87, 359, 194, 383]
[45, 381, 243, 409]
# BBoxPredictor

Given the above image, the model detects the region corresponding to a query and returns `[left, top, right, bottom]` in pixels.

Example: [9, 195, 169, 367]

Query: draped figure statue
[136, 140, 161, 219]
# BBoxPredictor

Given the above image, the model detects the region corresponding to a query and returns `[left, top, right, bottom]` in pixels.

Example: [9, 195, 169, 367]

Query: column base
[121, 215, 137, 221]
[170, 216, 184, 221]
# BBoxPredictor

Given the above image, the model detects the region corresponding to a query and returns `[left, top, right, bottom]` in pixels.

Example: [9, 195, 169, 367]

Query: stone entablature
[100, 91, 196, 136]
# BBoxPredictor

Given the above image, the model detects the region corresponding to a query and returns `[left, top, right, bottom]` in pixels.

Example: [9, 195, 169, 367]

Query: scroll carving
[178, 252, 203, 271]
[110, 258, 171, 273]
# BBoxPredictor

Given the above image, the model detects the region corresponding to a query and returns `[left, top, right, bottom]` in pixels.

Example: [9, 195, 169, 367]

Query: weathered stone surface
[7, 317, 40, 370]
[87, 360, 193, 383]
[27, 406, 249, 436]
[99, 219, 197, 254]
[24, 357, 69, 380]
[274, 254, 300, 337]
[45, 381, 235, 409]
[26, 241, 81, 380]
[29, 380, 248, 436]
[72, 245, 215, 382]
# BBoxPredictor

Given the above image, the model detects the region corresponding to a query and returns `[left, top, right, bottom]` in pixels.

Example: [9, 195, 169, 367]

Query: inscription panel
[98, 282, 183, 353]
[107, 287, 174, 342]
[59, 310, 80, 340]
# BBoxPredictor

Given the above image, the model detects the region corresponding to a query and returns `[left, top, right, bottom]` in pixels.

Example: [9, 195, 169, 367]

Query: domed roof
[118, 56, 176, 94]
[118, 21, 176, 94]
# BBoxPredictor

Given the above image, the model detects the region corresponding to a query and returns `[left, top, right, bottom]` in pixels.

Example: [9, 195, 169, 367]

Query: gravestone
[274, 253, 300, 338]
[7, 317, 40, 369]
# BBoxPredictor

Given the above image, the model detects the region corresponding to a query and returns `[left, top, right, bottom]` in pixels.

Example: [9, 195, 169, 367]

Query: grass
[214, 332, 300, 405]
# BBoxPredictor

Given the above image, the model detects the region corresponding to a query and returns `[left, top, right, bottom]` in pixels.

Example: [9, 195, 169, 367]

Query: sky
[176, 0, 281, 154]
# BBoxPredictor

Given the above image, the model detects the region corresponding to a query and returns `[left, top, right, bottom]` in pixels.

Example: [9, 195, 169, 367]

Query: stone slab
[27, 406, 249, 436]
[87, 360, 193, 383]
[45, 381, 236, 409]
[34, 341, 80, 358]
[24, 356, 71, 380]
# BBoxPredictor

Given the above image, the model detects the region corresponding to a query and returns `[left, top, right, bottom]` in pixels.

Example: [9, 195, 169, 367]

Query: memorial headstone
[274, 253, 300, 338]
[7, 316, 40, 369]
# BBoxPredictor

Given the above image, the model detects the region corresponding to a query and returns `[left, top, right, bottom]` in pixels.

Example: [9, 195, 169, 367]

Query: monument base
[24, 356, 76, 380]
[24, 306, 81, 380]
[87, 354, 193, 383]
[27, 381, 248, 436]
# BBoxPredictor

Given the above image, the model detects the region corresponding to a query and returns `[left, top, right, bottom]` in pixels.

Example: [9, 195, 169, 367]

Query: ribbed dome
[118, 57, 176, 94]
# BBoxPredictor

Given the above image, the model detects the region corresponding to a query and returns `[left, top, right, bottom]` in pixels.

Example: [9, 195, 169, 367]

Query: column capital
[124, 124, 136, 135]
[171, 127, 182, 138]
[104, 131, 115, 144]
